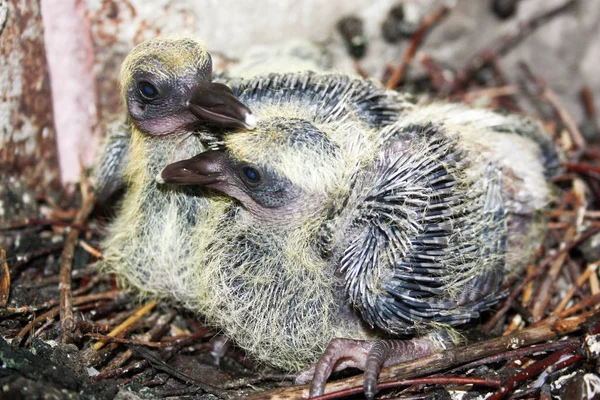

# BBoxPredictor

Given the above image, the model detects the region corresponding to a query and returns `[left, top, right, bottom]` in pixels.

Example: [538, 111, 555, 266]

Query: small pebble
[382, 4, 418, 43]
[491, 0, 520, 20]
[337, 16, 367, 59]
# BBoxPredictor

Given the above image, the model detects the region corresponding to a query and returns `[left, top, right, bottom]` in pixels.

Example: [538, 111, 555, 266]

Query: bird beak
[157, 151, 227, 186]
[188, 82, 256, 130]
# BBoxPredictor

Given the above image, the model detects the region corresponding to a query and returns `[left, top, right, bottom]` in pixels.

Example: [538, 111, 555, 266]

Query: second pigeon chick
[159, 72, 558, 397]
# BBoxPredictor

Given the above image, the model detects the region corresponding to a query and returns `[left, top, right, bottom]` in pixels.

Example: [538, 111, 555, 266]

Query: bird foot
[295, 337, 437, 399]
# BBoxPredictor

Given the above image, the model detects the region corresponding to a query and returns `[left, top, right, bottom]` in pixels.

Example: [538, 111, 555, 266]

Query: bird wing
[340, 123, 508, 335]
[93, 121, 130, 203]
[223, 72, 410, 129]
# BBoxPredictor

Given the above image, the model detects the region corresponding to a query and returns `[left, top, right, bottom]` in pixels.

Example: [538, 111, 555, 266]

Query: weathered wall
[0, 0, 58, 190]
[85, 0, 600, 128]
[1, 0, 598, 186]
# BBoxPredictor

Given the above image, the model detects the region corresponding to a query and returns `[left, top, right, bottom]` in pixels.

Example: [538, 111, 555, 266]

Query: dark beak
[188, 82, 256, 130]
[157, 151, 228, 186]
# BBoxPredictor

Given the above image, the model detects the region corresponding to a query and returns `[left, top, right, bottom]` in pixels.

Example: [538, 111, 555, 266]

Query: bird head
[119, 36, 255, 136]
[158, 114, 376, 225]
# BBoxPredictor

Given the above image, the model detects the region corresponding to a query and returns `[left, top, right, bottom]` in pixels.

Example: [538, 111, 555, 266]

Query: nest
[1, 1, 599, 399]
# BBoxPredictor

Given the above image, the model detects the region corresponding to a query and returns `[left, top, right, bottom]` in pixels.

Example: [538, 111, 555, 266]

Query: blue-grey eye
[138, 81, 159, 100]
[243, 166, 261, 183]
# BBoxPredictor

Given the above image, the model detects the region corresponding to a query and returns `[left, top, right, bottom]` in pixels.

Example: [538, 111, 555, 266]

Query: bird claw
[296, 338, 436, 399]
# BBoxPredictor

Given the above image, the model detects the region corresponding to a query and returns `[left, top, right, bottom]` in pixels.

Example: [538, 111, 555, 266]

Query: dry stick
[93, 300, 157, 350]
[10, 290, 122, 347]
[565, 163, 600, 175]
[559, 293, 600, 318]
[463, 85, 518, 104]
[581, 85, 596, 118]
[483, 274, 536, 333]
[451, 0, 578, 93]
[521, 264, 536, 307]
[483, 226, 600, 332]
[100, 310, 176, 377]
[2, 289, 121, 316]
[59, 164, 96, 344]
[449, 337, 580, 373]
[24, 317, 56, 347]
[419, 53, 447, 92]
[87, 332, 171, 348]
[385, 6, 450, 89]
[20, 266, 97, 289]
[312, 376, 501, 400]
[553, 263, 598, 315]
[495, 0, 577, 57]
[353, 60, 369, 79]
[79, 239, 103, 258]
[530, 226, 576, 321]
[519, 62, 586, 151]
[11, 308, 60, 348]
[246, 313, 591, 400]
[487, 346, 579, 400]
[0, 247, 9, 307]
[132, 344, 229, 399]
[0, 217, 95, 233]
[93, 331, 208, 382]
[8, 243, 65, 278]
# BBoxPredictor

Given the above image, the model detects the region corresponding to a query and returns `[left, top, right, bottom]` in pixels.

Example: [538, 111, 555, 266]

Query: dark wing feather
[340, 123, 507, 335]
[226, 72, 410, 129]
[93, 122, 130, 203]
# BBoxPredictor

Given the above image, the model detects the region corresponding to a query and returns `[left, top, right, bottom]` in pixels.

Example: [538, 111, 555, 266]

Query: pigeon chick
[159, 72, 557, 398]
[93, 36, 256, 202]
[98, 36, 254, 298]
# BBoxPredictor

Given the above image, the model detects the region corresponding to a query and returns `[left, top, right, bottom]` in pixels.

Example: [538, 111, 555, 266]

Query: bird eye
[138, 81, 159, 101]
[242, 166, 261, 184]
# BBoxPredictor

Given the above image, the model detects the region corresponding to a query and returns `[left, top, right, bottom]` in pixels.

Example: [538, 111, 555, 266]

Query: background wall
[1, 0, 599, 187]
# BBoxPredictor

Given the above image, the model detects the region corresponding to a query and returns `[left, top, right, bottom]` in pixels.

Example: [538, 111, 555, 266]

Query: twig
[519, 62, 586, 151]
[1, 289, 122, 317]
[0, 247, 9, 307]
[530, 226, 575, 320]
[559, 293, 600, 318]
[581, 85, 596, 118]
[79, 240, 103, 258]
[487, 346, 578, 400]
[87, 332, 172, 348]
[0, 217, 95, 233]
[463, 85, 518, 104]
[312, 376, 501, 400]
[60, 163, 96, 344]
[11, 307, 60, 348]
[419, 53, 447, 92]
[132, 345, 230, 399]
[99, 310, 175, 377]
[93, 300, 157, 350]
[483, 272, 537, 333]
[385, 6, 450, 89]
[451, 0, 577, 93]
[553, 263, 598, 315]
[8, 243, 65, 278]
[450, 337, 580, 373]
[353, 60, 369, 79]
[564, 163, 600, 175]
[495, 0, 577, 57]
[20, 266, 97, 289]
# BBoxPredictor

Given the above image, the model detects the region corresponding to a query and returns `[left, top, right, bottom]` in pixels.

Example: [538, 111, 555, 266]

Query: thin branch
[60, 162, 96, 344]
[385, 6, 450, 89]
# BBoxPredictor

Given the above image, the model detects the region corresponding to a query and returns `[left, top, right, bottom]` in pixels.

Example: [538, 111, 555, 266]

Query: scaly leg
[295, 337, 440, 399]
